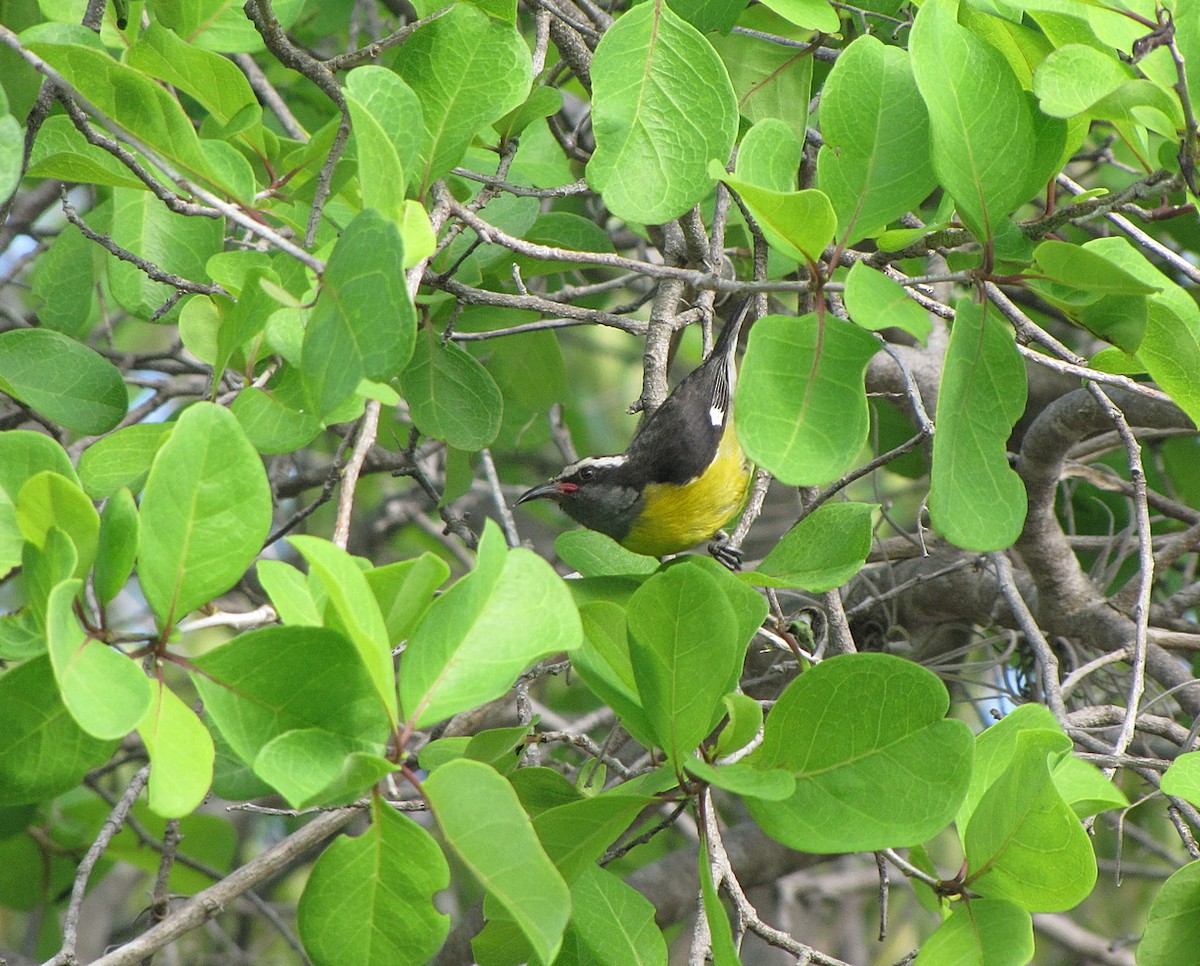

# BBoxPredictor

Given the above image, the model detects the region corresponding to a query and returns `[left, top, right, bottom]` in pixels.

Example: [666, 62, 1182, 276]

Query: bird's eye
[577, 466, 596, 482]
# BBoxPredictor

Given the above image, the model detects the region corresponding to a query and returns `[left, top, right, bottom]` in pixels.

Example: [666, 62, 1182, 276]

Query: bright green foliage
[0, 329, 126, 434]
[1139, 862, 1200, 966]
[400, 521, 582, 727]
[298, 797, 450, 966]
[137, 680, 214, 818]
[748, 654, 973, 852]
[627, 564, 741, 761]
[737, 314, 879, 485]
[426, 759, 570, 964]
[302, 209, 416, 416]
[818, 35, 936, 244]
[588, 1, 737, 224]
[964, 729, 1096, 911]
[4, 0, 1199, 961]
[138, 403, 272, 628]
[843, 261, 932, 343]
[928, 299, 1027, 551]
[752, 501, 877, 591]
[914, 898, 1034, 966]
[400, 332, 504, 449]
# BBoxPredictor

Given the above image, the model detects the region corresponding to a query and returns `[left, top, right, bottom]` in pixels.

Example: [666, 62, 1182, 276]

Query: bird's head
[515, 455, 643, 544]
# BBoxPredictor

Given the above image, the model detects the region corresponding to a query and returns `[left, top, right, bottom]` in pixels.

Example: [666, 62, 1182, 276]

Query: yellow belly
[620, 430, 752, 557]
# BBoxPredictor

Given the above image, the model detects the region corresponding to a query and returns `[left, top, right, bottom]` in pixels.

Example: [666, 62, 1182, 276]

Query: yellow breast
[620, 427, 752, 557]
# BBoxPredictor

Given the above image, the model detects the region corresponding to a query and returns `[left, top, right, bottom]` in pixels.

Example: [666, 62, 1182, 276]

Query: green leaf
[22, 529, 77, 628]
[1033, 240, 1161, 295]
[0, 329, 127, 434]
[346, 66, 424, 213]
[627, 564, 740, 761]
[298, 797, 450, 966]
[910, 0, 1039, 238]
[1139, 861, 1200, 966]
[401, 521, 582, 727]
[554, 530, 660, 577]
[192, 626, 392, 776]
[288, 536, 398, 725]
[0, 432, 77, 578]
[29, 221, 100, 337]
[913, 898, 1033, 966]
[757, 0, 838, 31]
[957, 703, 1061, 833]
[137, 680, 214, 818]
[77, 424, 172, 499]
[534, 793, 654, 884]
[699, 836, 740, 966]
[425, 759, 570, 964]
[817, 34, 937, 243]
[1052, 754, 1128, 819]
[153, 0, 307, 53]
[570, 865, 668, 966]
[748, 653, 973, 852]
[735, 118, 799, 192]
[394, 4, 532, 189]
[587, 2, 737, 224]
[753, 502, 877, 591]
[0, 656, 118, 806]
[712, 25, 813, 141]
[254, 730, 396, 810]
[714, 692, 763, 757]
[107, 187, 225, 322]
[1082, 238, 1200, 426]
[399, 332, 504, 449]
[1033, 43, 1130, 117]
[711, 165, 836, 263]
[126, 22, 265, 153]
[1161, 751, 1200, 807]
[928, 299, 1027, 551]
[736, 314, 879, 485]
[667, 0, 746, 33]
[257, 559, 323, 627]
[572, 600, 657, 748]
[94, 488, 139, 607]
[365, 554, 451, 646]
[684, 758, 796, 800]
[303, 210, 416, 416]
[843, 262, 932, 343]
[213, 268, 280, 390]
[964, 729, 1096, 912]
[47, 579, 152, 740]
[138, 403, 272, 627]
[27, 114, 146, 188]
[17, 471, 100, 578]
[231, 384, 323, 454]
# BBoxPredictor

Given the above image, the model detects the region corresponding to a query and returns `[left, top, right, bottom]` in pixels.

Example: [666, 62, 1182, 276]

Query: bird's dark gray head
[515, 454, 643, 544]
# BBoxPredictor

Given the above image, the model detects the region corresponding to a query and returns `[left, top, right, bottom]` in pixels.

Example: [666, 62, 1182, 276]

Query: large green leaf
[712, 23, 813, 140]
[0, 432, 78, 578]
[587, 1, 737, 224]
[712, 165, 836, 264]
[0, 329, 127, 434]
[0, 656, 118, 806]
[817, 35, 937, 243]
[910, 0, 1042, 239]
[46, 579, 152, 741]
[1139, 861, 1200, 966]
[965, 728, 1096, 912]
[399, 332, 503, 449]
[17, 471, 100, 578]
[912, 898, 1033, 966]
[426, 759, 570, 963]
[303, 209, 416, 417]
[747, 653, 973, 852]
[394, 4, 531, 190]
[137, 680, 214, 819]
[298, 798, 450, 966]
[400, 521, 581, 728]
[346, 66, 424, 214]
[843, 261, 932, 343]
[736, 314, 879, 485]
[570, 865, 668, 966]
[138, 403, 272, 627]
[626, 565, 740, 762]
[752, 501, 877, 591]
[928, 299, 1027, 551]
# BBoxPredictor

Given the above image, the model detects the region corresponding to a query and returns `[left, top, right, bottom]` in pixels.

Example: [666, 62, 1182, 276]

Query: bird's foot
[708, 532, 743, 571]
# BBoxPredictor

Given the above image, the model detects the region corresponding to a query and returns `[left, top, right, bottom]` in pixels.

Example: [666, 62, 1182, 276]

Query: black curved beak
[515, 479, 566, 506]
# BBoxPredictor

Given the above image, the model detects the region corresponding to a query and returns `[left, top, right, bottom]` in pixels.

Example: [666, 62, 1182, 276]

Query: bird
[516, 301, 753, 567]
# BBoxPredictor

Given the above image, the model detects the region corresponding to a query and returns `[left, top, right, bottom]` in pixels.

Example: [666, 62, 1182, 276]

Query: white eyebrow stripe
[565, 455, 628, 473]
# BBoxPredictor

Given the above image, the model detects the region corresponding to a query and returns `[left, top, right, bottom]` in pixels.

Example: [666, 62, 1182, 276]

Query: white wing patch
[709, 405, 724, 427]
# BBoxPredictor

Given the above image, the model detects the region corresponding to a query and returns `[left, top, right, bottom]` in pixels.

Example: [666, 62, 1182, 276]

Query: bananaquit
[516, 304, 752, 563]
